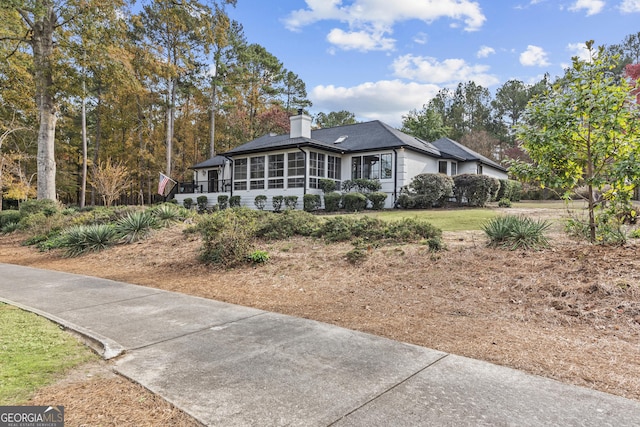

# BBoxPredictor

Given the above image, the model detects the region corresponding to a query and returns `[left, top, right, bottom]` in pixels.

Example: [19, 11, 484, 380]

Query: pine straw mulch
[1, 211, 640, 425]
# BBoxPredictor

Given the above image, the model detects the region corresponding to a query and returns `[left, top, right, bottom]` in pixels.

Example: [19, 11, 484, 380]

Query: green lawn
[354, 208, 498, 231]
[0, 303, 97, 404]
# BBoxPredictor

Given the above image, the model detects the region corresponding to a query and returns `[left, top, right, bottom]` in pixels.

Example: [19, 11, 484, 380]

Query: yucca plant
[151, 204, 185, 227]
[115, 211, 157, 243]
[482, 215, 550, 250]
[62, 224, 116, 257]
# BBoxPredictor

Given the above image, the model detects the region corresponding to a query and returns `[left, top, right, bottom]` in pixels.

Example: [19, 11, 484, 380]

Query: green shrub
[197, 209, 256, 267]
[425, 236, 445, 252]
[254, 195, 267, 210]
[366, 192, 387, 210]
[229, 195, 241, 208]
[303, 194, 321, 212]
[255, 210, 319, 240]
[217, 195, 228, 210]
[630, 228, 640, 239]
[318, 178, 337, 193]
[323, 192, 342, 212]
[19, 199, 59, 218]
[343, 192, 367, 212]
[498, 198, 512, 208]
[453, 174, 497, 207]
[396, 194, 415, 209]
[409, 173, 454, 207]
[183, 198, 193, 210]
[115, 211, 157, 243]
[1, 221, 20, 234]
[342, 179, 382, 193]
[284, 196, 298, 210]
[249, 250, 270, 264]
[318, 216, 356, 242]
[345, 247, 368, 264]
[196, 196, 209, 213]
[482, 215, 550, 250]
[61, 224, 116, 257]
[0, 210, 21, 228]
[385, 218, 441, 241]
[272, 195, 284, 212]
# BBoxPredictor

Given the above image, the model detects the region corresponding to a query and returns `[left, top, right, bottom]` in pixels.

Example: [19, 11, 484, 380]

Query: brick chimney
[289, 109, 312, 139]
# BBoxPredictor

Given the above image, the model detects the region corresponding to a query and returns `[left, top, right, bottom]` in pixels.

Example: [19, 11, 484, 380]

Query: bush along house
[174, 111, 508, 210]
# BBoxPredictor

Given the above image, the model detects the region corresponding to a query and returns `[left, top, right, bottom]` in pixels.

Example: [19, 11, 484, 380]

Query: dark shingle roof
[223, 120, 441, 157]
[431, 137, 507, 172]
[192, 155, 228, 169]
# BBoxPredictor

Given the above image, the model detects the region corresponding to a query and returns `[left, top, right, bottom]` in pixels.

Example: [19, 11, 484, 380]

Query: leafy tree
[314, 110, 357, 128]
[2, 0, 122, 201]
[511, 41, 640, 243]
[401, 106, 450, 141]
[91, 157, 130, 207]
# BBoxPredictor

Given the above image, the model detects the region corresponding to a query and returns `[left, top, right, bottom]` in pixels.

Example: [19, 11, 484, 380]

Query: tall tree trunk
[31, 5, 58, 201]
[209, 76, 216, 158]
[80, 79, 88, 208]
[91, 90, 102, 206]
[166, 77, 176, 176]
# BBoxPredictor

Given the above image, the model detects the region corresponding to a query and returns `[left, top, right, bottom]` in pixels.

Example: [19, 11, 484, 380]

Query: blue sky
[227, 0, 640, 127]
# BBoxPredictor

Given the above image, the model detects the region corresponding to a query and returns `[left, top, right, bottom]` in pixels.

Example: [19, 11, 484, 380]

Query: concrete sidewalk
[1, 263, 639, 426]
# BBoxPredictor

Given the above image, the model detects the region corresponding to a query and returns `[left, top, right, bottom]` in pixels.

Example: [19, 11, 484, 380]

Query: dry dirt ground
[2, 206, 640, 426]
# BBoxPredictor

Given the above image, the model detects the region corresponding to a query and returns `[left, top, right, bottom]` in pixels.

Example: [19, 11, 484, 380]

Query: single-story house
[174, 112, 508, 209]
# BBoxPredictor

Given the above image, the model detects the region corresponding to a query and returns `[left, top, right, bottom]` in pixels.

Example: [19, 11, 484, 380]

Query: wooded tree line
[400, 32, 640, 164]
[0, 0, 312, 207]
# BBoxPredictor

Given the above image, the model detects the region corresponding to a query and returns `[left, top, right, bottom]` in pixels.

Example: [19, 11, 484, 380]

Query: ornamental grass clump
[115, 211, 158, 243]
[62, 224, 116, 257]
[482, 215, 550, 250]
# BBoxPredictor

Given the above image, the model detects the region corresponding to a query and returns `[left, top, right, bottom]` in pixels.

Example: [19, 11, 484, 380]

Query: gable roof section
[431, 137, 507, 172]
[223, 120, 441, 157]
[192, 155, 228, 169]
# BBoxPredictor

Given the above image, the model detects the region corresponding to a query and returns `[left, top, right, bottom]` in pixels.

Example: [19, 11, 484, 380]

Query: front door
[208, 170, 219, 193]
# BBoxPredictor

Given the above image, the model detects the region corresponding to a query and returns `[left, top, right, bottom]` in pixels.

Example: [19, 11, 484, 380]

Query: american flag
[158, 173, 173, 196]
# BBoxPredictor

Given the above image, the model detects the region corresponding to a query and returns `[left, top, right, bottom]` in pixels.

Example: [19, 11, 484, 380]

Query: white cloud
[477, 45, 496, 58]
[284, 0, 486, 52]
[620, 0, 640, 13]
[391, 54, 499, 87]
[310, 80, 442, 127]
[326, 28, 395, 51]
[413, 32, 429, 45]
[519, 45, 550, 67]
[568, 0, 605, 15]
[566, 42, 591, 61]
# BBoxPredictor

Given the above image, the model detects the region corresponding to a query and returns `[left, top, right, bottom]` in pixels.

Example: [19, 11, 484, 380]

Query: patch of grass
[482, 215, 551, 250]
[355, 209, 497, 231]
[0, 304, 96, 404]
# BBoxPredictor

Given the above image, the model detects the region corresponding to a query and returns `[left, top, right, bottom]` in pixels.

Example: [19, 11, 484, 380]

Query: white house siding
[457, 162, 507, 180]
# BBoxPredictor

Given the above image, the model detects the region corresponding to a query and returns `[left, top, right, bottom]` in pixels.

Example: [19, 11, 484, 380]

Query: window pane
[381, 153, 392, 179]
[268, 154, 284, 177]
[351, 156, 361, 179]
[451, 162, 458, 176]
[234, 158, 247, 180]
[250, 156, 265, 179]
[288, 177, 305, 188]
[234, 181, 247, 191]
[363, 155, 380, 180]
[268, 179, 284, 189]
[250, 180, 265, 190]
[438, 161, 447, 174]
[288, 152, 305, 176]
[317, 153, 325, 177]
